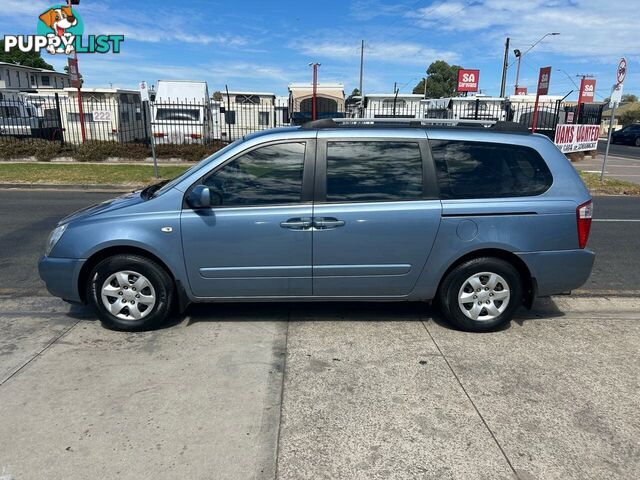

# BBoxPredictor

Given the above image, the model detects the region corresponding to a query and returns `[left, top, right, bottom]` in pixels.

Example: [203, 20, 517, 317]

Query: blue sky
[2, 0, 638, 100]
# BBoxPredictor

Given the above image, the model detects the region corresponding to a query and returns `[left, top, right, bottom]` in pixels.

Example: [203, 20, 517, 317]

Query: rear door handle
[280, 217, 313, 230]
[314, 217, 346, 229]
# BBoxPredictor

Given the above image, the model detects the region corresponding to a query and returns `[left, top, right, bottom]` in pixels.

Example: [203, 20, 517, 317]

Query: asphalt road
[0, 189, 638, 297]
[598, 139, 640, 159]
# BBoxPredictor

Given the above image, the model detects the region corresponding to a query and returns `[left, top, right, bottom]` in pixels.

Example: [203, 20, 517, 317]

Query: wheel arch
[77, 245, 190, 310]
[436, 248, 536, 308]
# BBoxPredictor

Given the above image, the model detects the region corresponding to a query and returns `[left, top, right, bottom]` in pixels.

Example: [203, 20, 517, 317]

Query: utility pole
[359, 40, 364, 117]
[514, 49, 522, 94]
[309, 62, 320, 121]
[68, 0, 85, 143]
[499, 37, 510, 97]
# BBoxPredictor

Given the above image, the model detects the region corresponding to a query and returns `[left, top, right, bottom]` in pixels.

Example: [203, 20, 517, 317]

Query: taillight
[153, 132, 166, 138]
[187, 133, 203, 139]
[576, 200, 593, 249]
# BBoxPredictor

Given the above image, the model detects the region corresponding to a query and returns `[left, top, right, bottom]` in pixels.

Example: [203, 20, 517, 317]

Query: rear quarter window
[430, 140, 552, 199]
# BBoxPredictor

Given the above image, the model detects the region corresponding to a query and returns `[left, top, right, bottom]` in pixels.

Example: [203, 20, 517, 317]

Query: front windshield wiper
[141, 180, 169, 200]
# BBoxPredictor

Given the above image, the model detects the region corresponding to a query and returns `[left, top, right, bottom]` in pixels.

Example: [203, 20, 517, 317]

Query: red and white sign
[578, 78, 596, 104]
[515, 87, 528, 95]
[537, 66, 551, 95]
[616, 57, 627, 85]
[67, 58, 81, 88]
[554, 124, 600, 153]
[457, 69, 479, 92]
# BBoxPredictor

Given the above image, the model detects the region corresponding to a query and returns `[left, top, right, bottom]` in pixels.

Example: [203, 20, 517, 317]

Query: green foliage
[622, 94, 638, 103]
[0, 138, 64, 161]
[0, 139, 225, 162]
[618, 105, 640, 126]
[0, 40, 54, 70]
[74, 141, 149, 162]
[212, 91, 223, 101]
[413, 60, 464, 98]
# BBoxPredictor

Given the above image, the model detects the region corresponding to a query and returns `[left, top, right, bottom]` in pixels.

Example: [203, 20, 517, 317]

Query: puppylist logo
[3, 4, 124, 55]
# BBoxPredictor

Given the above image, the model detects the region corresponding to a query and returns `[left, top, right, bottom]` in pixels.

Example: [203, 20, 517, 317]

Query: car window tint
[203, 142, 305, 206]
[430, 140, 552, 199]
[326, 141, 423, 202]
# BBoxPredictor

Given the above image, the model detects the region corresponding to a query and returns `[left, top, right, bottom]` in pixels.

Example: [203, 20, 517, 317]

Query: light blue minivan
[39, 120, 595, 332]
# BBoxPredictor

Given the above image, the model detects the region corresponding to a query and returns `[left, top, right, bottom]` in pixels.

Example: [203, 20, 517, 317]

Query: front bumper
[38, 256, 86, 303]
[517, 249, 595, 297]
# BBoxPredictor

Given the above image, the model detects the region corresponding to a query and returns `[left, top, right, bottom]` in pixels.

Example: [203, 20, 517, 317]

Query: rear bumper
[517, 249, 595, 296]
[38, 256, 85, 303]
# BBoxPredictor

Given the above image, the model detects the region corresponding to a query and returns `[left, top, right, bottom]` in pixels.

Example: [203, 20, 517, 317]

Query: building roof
[224, 91, 276, 97]
[603, 101, 639, 117]
[288, 83, 344, 89]
[64, 87, 140, 94]
[365, 93, 424, 99]
[0, 62, 67, 76]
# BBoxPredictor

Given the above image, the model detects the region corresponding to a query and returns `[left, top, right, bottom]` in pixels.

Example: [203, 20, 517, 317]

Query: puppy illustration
[39, 6, 78, 54]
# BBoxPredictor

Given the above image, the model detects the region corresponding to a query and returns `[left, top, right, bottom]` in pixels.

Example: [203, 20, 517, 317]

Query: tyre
[438, 257, 522, 332]
[87, 254, 174, 331]
[634, 137, 640, 147]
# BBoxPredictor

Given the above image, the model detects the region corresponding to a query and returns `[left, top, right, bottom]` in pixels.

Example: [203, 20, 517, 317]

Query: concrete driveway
[1, 296, 638, 480]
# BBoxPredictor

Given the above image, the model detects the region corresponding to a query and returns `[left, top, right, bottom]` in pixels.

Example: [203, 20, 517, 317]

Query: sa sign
[537, 66, 551, 95]
[578, 78, 596, 104]
[457, 69, 480, 92]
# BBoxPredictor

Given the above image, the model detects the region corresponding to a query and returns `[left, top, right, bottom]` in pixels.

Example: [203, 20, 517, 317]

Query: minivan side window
[325, 141, 423, 202]
[430, 140, 552, 199]
[202, 142, 306, 207]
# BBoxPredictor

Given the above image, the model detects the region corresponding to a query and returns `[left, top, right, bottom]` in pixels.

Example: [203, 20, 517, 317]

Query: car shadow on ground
[176, 297, 568, 333]
[64, 297, 568, 333]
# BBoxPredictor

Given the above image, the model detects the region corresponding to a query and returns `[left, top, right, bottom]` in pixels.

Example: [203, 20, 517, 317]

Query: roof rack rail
[300, 118, 530, 133]
[334, 117, 496, 126]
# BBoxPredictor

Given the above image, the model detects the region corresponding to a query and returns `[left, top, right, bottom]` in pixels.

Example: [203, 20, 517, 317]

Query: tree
[413, 60, 463, 98]
[349, 88, 361, 98]
[212, 91, 223, 101]
[619, 105, 640, 126]
[0, 39, 54, 70]
[621, 94, 638, 103]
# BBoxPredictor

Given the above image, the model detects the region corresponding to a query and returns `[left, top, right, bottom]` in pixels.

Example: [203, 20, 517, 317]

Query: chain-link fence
[0, 89, 604, 152]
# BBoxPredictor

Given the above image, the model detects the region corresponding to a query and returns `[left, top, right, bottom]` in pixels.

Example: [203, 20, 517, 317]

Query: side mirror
[187, 185, 212, 209]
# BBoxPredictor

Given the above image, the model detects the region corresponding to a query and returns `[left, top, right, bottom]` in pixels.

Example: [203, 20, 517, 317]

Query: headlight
[45, 224, 68, 256]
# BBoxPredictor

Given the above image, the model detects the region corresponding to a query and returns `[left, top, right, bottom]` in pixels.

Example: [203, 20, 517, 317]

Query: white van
[421, 96, 506, 122]
[152, 80, 213, 144]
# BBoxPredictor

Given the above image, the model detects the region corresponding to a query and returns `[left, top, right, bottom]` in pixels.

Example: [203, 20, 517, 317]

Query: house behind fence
[0, 86, 605, 153]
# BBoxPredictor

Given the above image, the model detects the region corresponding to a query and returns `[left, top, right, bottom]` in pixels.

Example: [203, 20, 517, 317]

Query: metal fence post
[54, 93, 65, 147]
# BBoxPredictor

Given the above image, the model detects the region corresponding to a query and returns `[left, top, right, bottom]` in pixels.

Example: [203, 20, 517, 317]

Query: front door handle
[280, 217, 313, 230]
[313, 217, 346, 229]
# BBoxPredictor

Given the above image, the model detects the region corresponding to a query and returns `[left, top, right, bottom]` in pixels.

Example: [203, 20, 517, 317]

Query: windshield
[152, 138, 244, 197]
[155, 108, 201, 122]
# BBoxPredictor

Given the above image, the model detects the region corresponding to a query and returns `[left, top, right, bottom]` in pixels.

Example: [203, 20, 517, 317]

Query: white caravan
[152, 80, 213, 144]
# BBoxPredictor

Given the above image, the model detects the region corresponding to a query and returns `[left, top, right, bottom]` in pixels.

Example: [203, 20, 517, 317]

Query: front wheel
[634, 137, 640, 147]
[438, 257, 522, 332]
[87, 254, 174, 331]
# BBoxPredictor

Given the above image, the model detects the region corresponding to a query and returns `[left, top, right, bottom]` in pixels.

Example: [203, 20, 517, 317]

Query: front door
[181, 140, 315, 298]
[312, 135, 442, 297]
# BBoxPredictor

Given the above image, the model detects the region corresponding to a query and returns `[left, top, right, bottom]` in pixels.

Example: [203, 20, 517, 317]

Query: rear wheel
[438, 257, 522, 332]
[87, 254, 174, 331]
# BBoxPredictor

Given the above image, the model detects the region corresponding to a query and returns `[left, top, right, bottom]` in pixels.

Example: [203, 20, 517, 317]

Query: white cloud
[294, 40, 459, 66]
[410, 0, 638, 58]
